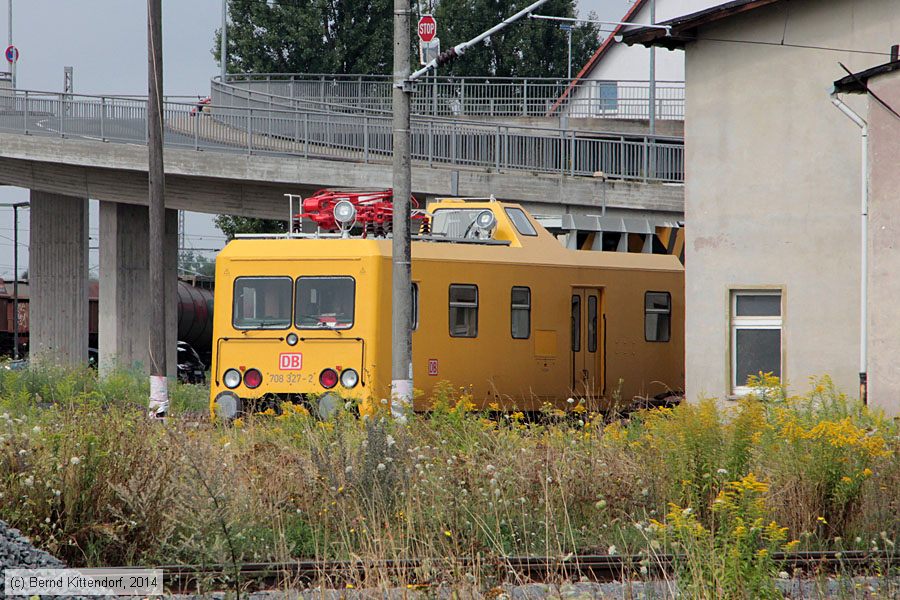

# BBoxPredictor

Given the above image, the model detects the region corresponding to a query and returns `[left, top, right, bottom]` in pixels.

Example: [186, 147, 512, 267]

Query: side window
[511, 286, 531, 339]
[233, 277, 293, 329]
[588, 294, 598, 352]
[732, 291, 782, 393]
[449, 284, 478, 337]
[645, 291, 671, 342]
[412, 283, 419, 331]
[571, 295, 581, 352]
[504, 207, 537, 236]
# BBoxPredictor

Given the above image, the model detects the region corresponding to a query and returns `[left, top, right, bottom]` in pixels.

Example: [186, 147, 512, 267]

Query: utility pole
[220, 0, 228, 81]
[392, 0, 549, 418]
[147, 0, 168, 418]
[391, 0, 414, 414]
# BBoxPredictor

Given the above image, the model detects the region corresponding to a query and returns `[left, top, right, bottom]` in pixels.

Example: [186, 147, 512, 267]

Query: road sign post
[5, 45, 17, 89]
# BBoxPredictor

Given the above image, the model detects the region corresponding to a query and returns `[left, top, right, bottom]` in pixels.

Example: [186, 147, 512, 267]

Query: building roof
[548, 0, 650, 114]
[833, 60, 900, 94]
[621, 0, 783, 50]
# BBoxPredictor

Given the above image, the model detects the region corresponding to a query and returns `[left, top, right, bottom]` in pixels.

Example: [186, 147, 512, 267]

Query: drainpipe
[830, 93, 868, 405]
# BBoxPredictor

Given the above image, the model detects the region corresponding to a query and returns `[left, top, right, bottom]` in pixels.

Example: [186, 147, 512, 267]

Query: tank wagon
[210, 191, 684, 420]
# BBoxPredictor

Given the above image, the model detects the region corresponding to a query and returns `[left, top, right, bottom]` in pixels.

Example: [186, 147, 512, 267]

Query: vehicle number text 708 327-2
[269, 373, 307, 384]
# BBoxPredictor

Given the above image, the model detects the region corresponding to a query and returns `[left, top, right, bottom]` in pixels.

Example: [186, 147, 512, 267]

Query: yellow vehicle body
[209, 200, 684, 418]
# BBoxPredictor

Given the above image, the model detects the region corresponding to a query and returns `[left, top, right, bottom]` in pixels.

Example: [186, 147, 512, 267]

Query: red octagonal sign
[418, 15, 437, 43]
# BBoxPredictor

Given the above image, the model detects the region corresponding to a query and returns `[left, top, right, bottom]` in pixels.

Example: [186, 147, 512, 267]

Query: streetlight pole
[220, 0, 227, 82]
[559, 23, 573, 79]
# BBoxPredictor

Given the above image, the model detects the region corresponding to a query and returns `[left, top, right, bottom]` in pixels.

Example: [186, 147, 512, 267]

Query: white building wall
[683, 0, 900, 403]
[566, 0, 720, 118]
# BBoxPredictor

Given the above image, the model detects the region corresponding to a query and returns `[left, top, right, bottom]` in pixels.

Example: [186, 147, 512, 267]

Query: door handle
[582, 369, 589, 381]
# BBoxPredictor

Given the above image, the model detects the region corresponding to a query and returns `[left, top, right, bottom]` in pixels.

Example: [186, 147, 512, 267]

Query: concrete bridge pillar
[28, 191, 90, 365]
[98, 201, 178, 378]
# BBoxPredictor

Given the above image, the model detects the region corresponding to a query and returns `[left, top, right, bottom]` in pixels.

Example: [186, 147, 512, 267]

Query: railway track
[159, 550, 898, 592]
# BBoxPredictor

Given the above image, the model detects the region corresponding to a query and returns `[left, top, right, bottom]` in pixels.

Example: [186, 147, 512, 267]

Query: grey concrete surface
[682, 0, 900, 404]
[28, 191, 89, 366]
[864, 69, 900, 416]
[98, 202, 178, 379]
[0, 132, 684, 220]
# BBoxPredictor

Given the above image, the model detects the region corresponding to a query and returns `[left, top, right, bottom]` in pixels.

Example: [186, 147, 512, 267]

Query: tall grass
[0, 366, 896, 593]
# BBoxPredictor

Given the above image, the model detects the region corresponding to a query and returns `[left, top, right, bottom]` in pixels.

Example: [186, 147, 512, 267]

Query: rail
[221, 73, 685, 120]
[0, 88, 684, 183]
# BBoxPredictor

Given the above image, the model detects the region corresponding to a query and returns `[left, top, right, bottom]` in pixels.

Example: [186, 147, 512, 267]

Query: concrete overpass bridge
[0, 74, 684, 372]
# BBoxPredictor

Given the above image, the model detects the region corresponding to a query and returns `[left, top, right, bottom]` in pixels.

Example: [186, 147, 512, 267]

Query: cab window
[295, 277, 355, 329]
[232, 277, 293, 329]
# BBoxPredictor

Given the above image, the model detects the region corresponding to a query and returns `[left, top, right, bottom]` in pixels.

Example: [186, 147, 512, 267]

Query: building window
[731, 291, 782, 392]
[595, 81, 618, 113]
[232, 276, 293, 329]
[511, 286, 531, 339]
[645, 292, 671, 342]
[571, 295, 581, 352]
[449, 284, 478, 337]
[587, 294, 598, 352]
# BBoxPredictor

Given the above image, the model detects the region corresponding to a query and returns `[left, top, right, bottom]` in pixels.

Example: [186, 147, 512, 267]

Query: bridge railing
[220, 73, 685, 120]
[0, 89, 684, 182]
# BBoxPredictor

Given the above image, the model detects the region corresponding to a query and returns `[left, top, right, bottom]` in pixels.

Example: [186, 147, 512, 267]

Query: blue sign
[5, 45, 18, 63]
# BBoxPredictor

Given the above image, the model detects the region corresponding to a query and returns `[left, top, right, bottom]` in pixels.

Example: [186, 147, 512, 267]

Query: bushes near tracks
[0, 366, 897, 594]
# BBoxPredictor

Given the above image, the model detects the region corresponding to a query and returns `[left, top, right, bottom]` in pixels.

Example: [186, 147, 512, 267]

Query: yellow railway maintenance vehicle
[210, 190, 684, 420]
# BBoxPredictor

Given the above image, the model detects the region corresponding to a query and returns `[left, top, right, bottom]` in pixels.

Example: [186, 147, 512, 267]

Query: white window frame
[731, 290, 782, 396]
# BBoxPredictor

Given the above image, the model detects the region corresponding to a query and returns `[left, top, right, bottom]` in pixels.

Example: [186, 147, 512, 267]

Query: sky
[0, 0, 633, 279]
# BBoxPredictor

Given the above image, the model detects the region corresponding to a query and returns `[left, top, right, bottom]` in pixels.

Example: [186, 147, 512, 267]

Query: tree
[214, 215, 288, 241]
[214, 0, 397, 75]
[433, 0, 601, 78]
[178, 251, 217, 277]
[214, 0, 599, 79]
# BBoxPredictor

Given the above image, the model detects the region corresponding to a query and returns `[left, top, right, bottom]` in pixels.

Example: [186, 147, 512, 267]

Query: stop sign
[418, 15, 437, 43]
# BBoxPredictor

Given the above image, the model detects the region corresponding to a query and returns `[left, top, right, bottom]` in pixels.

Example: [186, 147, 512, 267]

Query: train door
[571, 288, 604, 401]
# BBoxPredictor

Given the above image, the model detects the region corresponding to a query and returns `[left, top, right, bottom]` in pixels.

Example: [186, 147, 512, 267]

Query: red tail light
[319, 368, 338, 389]
[244, 368, 262, 389]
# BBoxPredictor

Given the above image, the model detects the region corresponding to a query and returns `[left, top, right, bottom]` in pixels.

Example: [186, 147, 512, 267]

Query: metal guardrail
[221, 73, 685, 120]
[0, 88, 684, 183]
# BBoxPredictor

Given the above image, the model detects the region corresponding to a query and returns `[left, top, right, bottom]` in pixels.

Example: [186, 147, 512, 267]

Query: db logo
[279, 353, 303, 370]
[427, 358, 439, 376]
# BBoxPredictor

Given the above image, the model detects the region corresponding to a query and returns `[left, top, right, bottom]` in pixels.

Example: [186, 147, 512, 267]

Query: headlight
[223, 368, 242, 389]
[243, 368, 262, 389]
[333, 199, 357, 224]
[340, 368, 359, 389]
[286, 333, 298, 346]
[475, 209, 497, 230]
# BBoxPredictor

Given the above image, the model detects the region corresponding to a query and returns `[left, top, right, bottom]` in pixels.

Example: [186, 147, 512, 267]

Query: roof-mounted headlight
[475, 209, 497, 231]
[333, 200, 357, 225]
